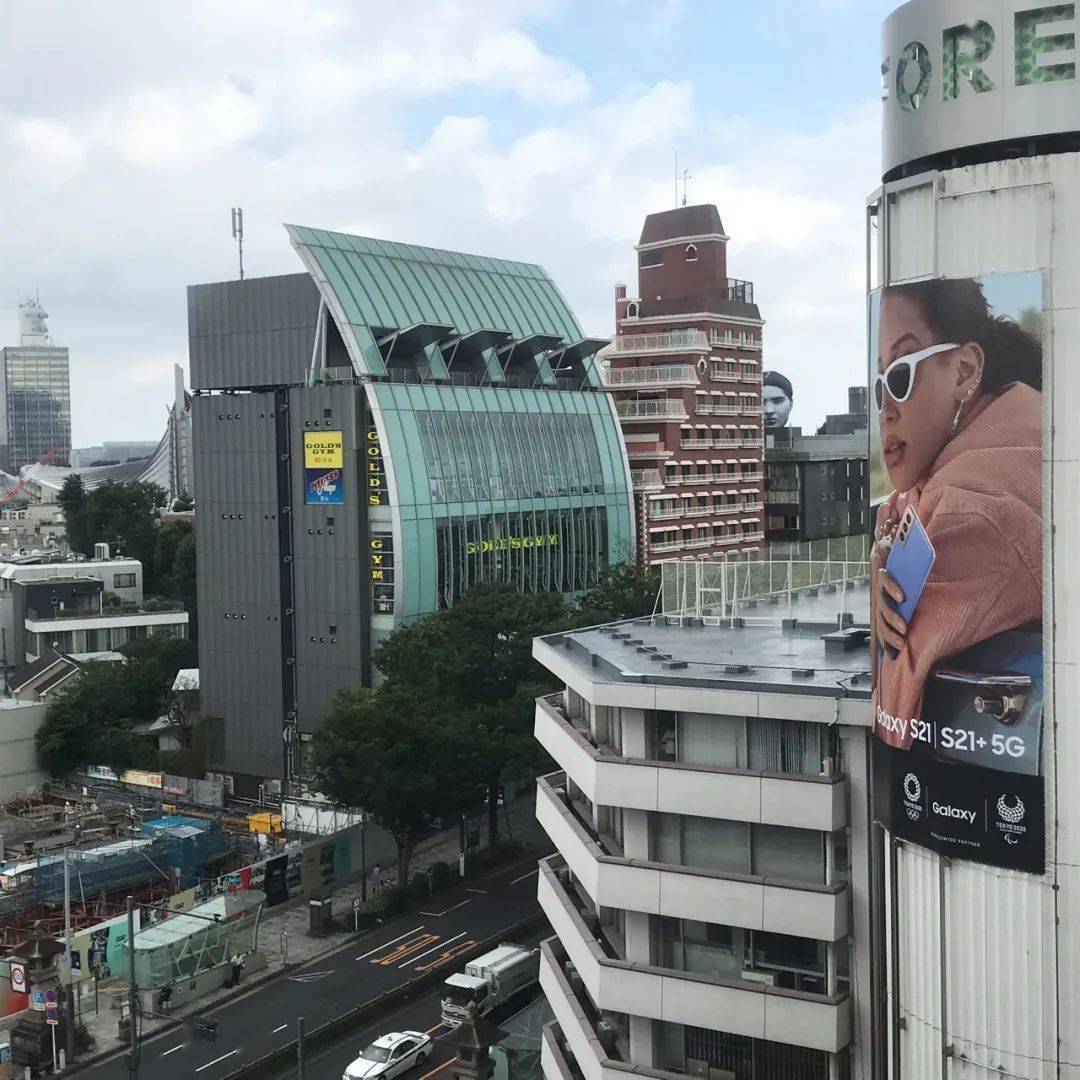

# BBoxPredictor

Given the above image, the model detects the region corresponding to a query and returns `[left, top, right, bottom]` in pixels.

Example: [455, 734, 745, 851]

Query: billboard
[304, 430, 345, 505]
[869, 272, 1045, 873]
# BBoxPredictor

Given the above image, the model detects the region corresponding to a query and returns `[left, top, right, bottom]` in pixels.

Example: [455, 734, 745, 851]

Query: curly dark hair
[883, 277, 1042, 392]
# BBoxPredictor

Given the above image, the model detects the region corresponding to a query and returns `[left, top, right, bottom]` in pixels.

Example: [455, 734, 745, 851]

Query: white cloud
[0, 0, 878, 445]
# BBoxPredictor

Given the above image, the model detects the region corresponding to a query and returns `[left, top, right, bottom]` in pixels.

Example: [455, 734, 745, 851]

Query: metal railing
[660, 541, 871, 621]
[612, 330, 709, 354]
[604, 363, 698, 387]
[630, 469, 664, 491]
[616, 399, 689, 420]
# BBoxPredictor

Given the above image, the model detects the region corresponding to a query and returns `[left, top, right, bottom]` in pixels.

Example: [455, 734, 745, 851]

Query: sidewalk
[67, 794, 543, 1071]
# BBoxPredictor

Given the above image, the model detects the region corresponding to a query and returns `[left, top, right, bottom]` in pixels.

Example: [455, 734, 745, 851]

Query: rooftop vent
[724, 663, 752, 675]
[93, 543, 110, 561]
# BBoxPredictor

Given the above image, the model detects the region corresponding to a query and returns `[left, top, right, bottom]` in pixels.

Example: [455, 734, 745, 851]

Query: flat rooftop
[538, 580, 872, 700]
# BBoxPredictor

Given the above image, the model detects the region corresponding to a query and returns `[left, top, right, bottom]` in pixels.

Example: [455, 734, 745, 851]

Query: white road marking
[355, 926, 425, 961]
[161, 1045, 184, 1057]
[195, 1049, 238, 1072]
[466, 888, 486, 894]
[287, 969, 334, 983]
[509, 868, 539, 885]
[420, 898, 473, 917]
[272, 1023, 288, 1034]
[400, 931, 468, 969]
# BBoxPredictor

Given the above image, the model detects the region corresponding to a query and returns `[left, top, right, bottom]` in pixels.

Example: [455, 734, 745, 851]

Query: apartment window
[658, 1023, 839, 1078]
[639, 251, 663, 269]
[684, 244, 698, 261]
[626, 301, 639, 318]
[113, 573, 136, 589]
[652, 813, 825, 883]
[652, 711, 677, 760]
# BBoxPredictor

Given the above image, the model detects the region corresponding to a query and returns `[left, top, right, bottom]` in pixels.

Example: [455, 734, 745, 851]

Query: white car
[344, 1031, 433, 1080]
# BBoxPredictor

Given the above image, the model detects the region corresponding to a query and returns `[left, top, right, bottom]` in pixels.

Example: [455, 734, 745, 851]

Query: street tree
[309, 685, 466, 886]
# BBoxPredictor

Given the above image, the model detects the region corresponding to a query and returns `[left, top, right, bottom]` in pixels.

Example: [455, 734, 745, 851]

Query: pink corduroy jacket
[873, 382, 1042, 748]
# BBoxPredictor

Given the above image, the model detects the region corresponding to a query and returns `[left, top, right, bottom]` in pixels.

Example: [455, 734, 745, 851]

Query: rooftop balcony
[611, 331, 709, 356]
[631, 470, 664, 493]
[604, 364, 699, 389]
[538, 855, 851, 1053]
[616, 400, 689, 422]
[535, 771, 849, 942]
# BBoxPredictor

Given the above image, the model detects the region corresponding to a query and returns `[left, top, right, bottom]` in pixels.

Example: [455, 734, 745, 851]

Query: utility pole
[125, 895, 139, 1080]
[64, 848, 75, 1062]
[297, 1016, 306, 1080]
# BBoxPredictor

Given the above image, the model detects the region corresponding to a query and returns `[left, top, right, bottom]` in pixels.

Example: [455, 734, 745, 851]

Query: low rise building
[533, 560, 872, 1080]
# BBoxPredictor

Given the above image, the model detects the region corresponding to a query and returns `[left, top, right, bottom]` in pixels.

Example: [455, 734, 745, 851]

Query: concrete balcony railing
[741, 530, 766, 542]
[604, 364, 699, 388]
[665, 475, 714, 486]
[679, 439, 713, 450]
[536, 698, 848, 833]
[616, 400, 689, 422]
[534, 770, 849, 943]
[612, 331, 709, 356]
[740, 472, 764, 482]
[694, 404, 742, 416]
[740, 438, 762, 448]
[742, 371, 763, 381]
[538, 857, 851, 1054]
[708, 372, 743, 383]
[540, 947, 691, 1080]
[631, 470, 664, 493]
[649, 540, 685, 554]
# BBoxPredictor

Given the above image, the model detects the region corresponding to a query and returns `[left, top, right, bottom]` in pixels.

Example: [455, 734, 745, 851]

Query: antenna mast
[680, 168, 691, 207]
[231, 207, 245, 280]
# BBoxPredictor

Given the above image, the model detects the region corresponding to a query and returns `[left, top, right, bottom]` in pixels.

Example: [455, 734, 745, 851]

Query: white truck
[440, 943, 540, 1026]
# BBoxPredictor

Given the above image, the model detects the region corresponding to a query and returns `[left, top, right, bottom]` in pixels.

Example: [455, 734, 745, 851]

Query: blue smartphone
[885, 505, 935, 624]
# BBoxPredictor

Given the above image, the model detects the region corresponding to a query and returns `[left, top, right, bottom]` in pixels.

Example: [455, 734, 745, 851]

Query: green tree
[57, 475, 92, 555]
[570, 562, 661, 628]
[35, 637, 197, 777]
[309, 685, 465, 886]
[372, 583, 565, 847]
[152, 519, 197, 632]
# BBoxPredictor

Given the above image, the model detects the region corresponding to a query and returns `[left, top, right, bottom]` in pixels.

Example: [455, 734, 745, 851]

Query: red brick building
[605, 205, 765, 565]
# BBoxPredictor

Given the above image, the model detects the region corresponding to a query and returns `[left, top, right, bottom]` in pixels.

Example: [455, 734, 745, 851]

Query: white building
[534, 567, 873, 1080]
[0, 548, 186, 668]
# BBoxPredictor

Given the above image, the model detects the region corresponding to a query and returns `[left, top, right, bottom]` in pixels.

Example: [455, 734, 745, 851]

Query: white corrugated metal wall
[879, 152, 1080, 1079]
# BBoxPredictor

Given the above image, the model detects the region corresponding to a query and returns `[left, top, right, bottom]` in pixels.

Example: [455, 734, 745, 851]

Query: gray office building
[189, 225, 634, 793]
[0, 297, 71, 471]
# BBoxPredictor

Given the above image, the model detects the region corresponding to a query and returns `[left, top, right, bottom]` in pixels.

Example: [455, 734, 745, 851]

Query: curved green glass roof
[286, 225, 592, 382]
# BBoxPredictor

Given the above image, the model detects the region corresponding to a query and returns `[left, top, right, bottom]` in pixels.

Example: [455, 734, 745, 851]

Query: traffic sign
[9, 963, 26, 994]
[31, 989, 46, 1011]
[45, 1007, 59, 1026]
[351, 896, 362, 911]
[44, 989, 57, 1004]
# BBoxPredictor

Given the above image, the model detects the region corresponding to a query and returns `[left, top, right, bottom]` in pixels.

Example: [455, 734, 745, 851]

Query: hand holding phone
[884, 505, 936, 625]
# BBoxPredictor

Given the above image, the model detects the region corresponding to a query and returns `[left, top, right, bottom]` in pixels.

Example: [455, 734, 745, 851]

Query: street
[72, 855, 546, 1080]
[283, 922, 550, 1080]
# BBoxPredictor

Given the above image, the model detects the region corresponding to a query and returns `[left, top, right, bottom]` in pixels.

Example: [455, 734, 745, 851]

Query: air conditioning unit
[93, 543, 110, 560]
[741, 969, 777, 987]
[686, 1058, 710, 1078]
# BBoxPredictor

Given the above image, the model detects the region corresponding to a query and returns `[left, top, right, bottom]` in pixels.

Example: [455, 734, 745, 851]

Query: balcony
[740, 438, 761, 449]
[742, 371, 763, 382]
[534, 768, 849, 940]
[535, 699, 849, 828]
[538, 857, 851, 1053]
[612, 331, 709, 356]
[649, 540, 685, 554]
[626, 447, 673, 461]
[604, 364, 699, 389]
[616, 400, 689, 422]
[741, 531, 766, 542]
[741, 472, 764, 482]
[631, 470, 664, 493]
[665, 475, 715, 486]
[541, 948, 692, 1080]
[708, 372, 742, 383]
[742, 501, 764, 511]
[694, 404, 742, 416]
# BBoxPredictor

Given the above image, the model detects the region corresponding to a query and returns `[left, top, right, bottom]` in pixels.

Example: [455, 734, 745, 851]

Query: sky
[0, 0, 898, 446]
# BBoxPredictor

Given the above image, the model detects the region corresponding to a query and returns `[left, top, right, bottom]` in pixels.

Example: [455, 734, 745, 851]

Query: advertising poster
[304, 430, 345, 505]
[869, 272, 1045, 874]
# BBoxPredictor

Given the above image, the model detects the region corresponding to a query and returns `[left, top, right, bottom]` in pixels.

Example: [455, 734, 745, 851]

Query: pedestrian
[371, 862, 382, 894]
[229, 953, 240, 987]
[235, 952, 246, 985]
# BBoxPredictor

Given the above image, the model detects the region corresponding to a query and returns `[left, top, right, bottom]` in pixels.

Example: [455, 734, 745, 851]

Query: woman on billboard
[871, 277, 1042, 748]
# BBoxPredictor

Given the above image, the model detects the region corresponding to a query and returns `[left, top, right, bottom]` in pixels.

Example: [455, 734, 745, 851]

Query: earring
[951, 388, 974, 434]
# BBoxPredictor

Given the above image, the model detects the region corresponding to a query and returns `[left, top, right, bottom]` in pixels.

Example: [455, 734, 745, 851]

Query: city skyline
[0, 0, 895, 446]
